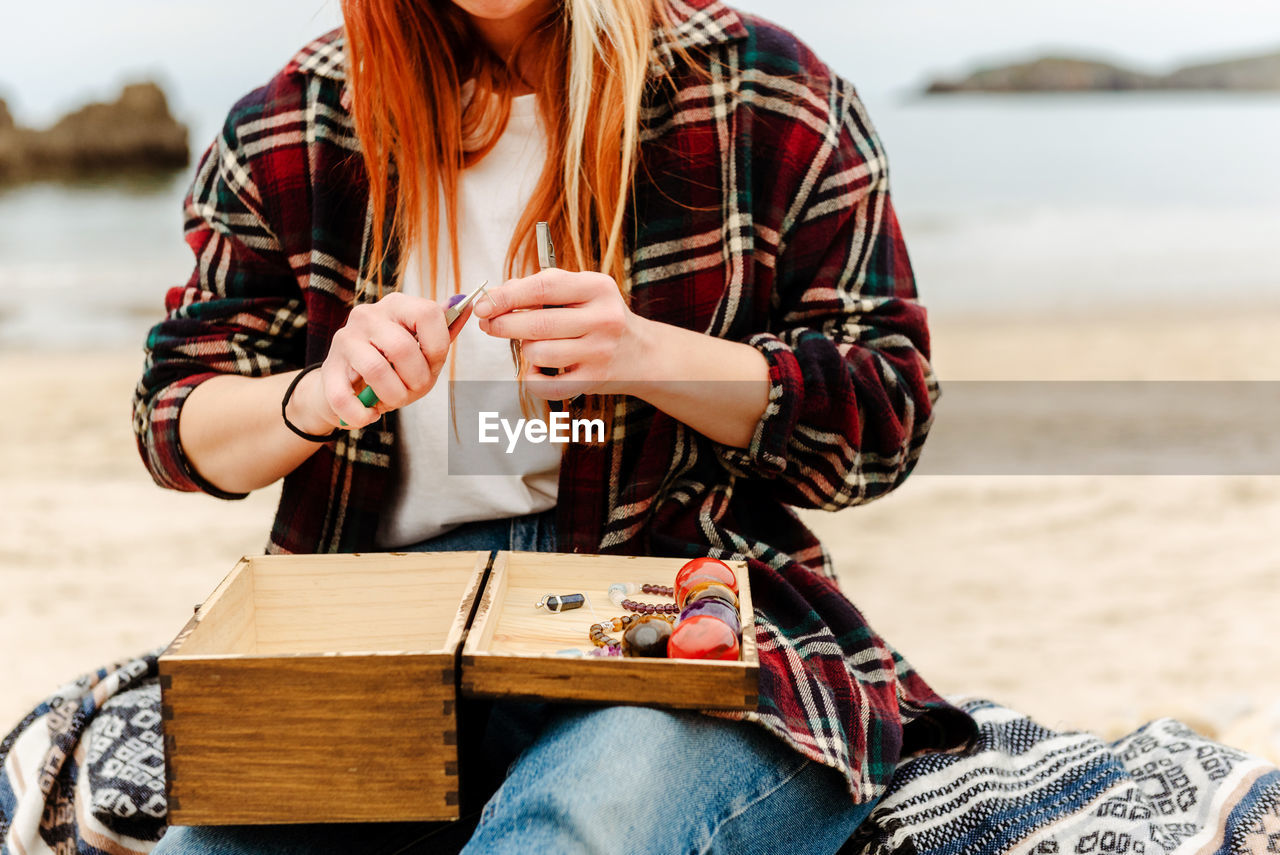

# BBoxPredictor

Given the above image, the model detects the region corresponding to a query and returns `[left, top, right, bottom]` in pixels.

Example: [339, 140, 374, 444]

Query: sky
[3, 0, 1279, 140]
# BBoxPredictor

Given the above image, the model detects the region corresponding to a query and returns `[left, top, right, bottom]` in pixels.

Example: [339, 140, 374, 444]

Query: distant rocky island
[925, 49, 1280, 94]
[0, 82, 188, 183]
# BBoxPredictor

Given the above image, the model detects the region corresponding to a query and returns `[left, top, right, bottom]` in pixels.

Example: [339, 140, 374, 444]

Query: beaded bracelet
[591, 572, 742, 660]
[589, 613, 676, 657]
[607, 582, 679, 615]
[589, 612, 677, 647]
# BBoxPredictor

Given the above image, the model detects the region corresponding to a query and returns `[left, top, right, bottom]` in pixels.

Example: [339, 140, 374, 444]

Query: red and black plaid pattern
[133, 0, 974, 803]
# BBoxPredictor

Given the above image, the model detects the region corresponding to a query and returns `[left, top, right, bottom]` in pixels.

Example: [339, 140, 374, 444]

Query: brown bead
[622, 616, 673, 658]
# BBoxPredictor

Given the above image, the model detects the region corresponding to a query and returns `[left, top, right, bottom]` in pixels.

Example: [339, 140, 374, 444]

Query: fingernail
[474, 298, 492, 318]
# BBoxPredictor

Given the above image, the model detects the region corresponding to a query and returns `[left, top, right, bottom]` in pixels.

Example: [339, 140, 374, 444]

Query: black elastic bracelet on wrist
[282, 364, 343, 443]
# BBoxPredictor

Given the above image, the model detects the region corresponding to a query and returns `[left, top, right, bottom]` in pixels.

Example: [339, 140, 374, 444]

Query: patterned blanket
[3, 662, 1278, 855]
[849, 699, 1280, 855]
[1, 654, 166, 855]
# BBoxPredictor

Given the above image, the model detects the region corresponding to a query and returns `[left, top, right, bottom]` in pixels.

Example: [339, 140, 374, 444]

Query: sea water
[872, 93, 1280, 317]
[0, 94, 1277, 349]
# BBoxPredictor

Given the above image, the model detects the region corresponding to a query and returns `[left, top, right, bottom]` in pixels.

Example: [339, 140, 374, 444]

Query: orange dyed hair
[341, 0, 665, 301]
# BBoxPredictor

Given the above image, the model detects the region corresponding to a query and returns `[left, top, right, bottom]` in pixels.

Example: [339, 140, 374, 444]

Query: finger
[524, 367, 595, 402]
[369, 324, 432, 403]
[412, 301, 452, 372]
[347, 341, 410, 412]
[473, 271, 600, 319]
[415, 313, 453, 377]
[482, 307, 592, 342]
[521, 338, 589, 371]
[321, 356, 374, 429]
[379, 293, 448, 339]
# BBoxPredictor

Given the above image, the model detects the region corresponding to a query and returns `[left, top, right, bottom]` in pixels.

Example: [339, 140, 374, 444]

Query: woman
[134, 0, 973, 851]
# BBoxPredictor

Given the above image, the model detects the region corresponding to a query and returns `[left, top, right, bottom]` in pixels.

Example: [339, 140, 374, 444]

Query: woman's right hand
[287, 292, 464, 433]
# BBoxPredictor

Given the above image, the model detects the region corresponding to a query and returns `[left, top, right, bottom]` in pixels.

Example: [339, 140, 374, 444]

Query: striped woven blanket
[1, 654, 165, 855]
[3, 661, 1278, 854]
[849, 699, 1280, 855]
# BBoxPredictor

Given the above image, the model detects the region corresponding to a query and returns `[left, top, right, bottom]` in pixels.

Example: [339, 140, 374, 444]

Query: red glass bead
[668, 615, 740, 661]
[675, 558, 736, 593]
[674, 558, 738, 606]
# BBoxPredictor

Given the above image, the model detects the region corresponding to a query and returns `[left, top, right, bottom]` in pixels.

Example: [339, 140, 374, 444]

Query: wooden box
[158, 552, 488, 826]
[160, 550, 759, 826]
[461, 552, 759, 710]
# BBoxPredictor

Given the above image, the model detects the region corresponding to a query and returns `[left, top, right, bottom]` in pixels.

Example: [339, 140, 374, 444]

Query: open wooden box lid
[160, 552, 490, 660]
[460, 552, 760, 710]
[158, 551, 490, 825]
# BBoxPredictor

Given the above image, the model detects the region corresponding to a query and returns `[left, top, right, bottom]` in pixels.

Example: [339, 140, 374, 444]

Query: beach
[2, 308, 1277, 761]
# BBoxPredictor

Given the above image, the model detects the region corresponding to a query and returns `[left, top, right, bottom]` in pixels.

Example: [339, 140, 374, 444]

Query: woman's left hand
[475, 268, 770, 448]
[473, 270, 647, 400]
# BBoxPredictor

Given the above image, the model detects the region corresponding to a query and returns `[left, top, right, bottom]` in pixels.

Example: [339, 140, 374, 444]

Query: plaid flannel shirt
[132, 0, 974, 803]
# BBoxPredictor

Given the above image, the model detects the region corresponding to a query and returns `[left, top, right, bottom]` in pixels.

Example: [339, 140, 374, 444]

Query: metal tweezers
[444, 279, 490, 328]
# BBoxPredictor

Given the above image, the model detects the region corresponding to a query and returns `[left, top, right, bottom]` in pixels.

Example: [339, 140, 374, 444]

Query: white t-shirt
[376, 92, 559, 548]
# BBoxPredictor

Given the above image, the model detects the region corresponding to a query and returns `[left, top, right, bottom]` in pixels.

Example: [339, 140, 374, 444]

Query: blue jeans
[153, 511, 875, 854]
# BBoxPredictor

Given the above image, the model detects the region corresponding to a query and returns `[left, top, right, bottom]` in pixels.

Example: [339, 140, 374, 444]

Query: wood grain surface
[460, 552, 759, 709]
[160, 550, 759, 824]
[159, 552, 489, 825]
[162, 654, 458, 824]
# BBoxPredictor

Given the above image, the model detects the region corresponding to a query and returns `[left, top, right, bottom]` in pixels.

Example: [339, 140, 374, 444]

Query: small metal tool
[536, 221, 555, 269]
[350, 280, 490, 412]
[509, 222, 559, 384]
[444, 279, 490, 327]
[531, 222, 569, 406]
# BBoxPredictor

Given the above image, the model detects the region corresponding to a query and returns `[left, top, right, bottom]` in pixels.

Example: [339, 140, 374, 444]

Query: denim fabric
[455, 705, 877, 855]
[150, 510, 875, 854]
[401, 508, 558, 554]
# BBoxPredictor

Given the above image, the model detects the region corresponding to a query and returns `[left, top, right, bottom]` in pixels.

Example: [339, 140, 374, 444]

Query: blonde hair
[561, 0, 655, 293]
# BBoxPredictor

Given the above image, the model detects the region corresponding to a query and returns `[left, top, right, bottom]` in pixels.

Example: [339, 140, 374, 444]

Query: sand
[1, 310, 1278, 762]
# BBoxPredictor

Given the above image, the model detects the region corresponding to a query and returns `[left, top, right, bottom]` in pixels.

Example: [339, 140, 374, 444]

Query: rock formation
[926, 49, 1280, 94]
[0, 82, 189, 182]
[1162, 52, 1280, 91]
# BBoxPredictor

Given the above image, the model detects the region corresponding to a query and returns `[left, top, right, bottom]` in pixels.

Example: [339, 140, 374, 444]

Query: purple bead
[678, 598, 740, 637]
[447, 293, 467, 307]
[589, 646, 622, 658]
